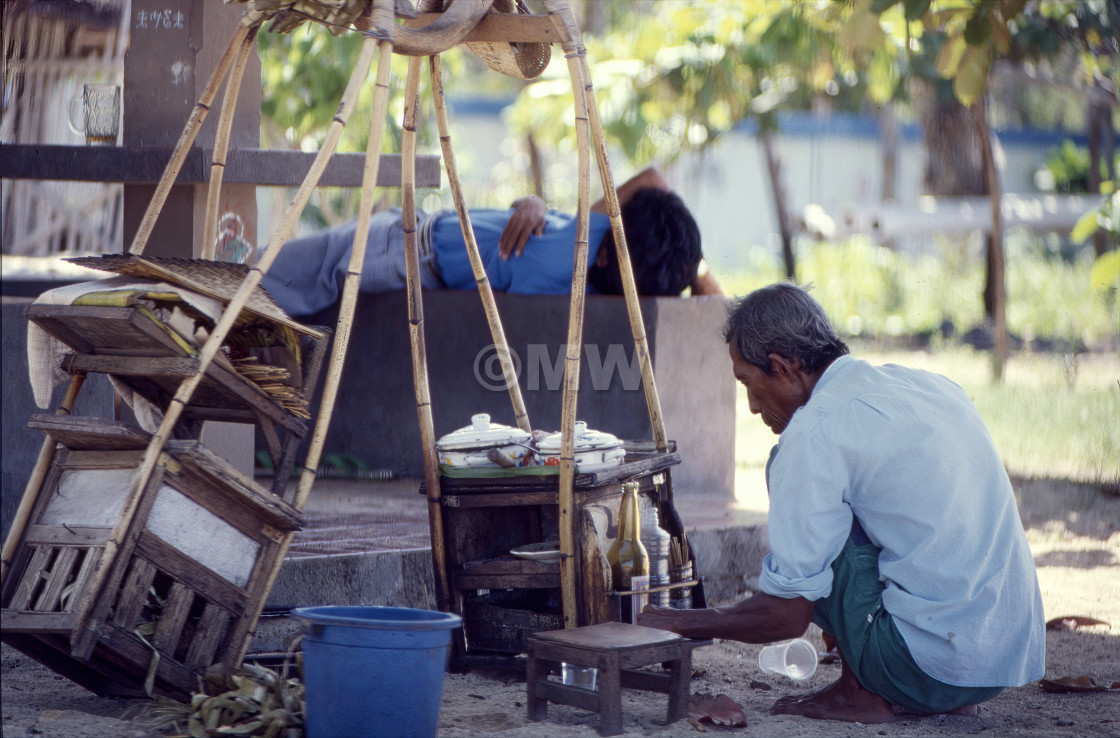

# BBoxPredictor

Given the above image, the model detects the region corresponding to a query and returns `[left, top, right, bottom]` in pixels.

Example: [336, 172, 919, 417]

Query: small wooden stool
[526, 622, 692, 736]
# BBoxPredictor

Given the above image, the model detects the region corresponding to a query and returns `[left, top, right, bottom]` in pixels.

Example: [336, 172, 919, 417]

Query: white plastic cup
[757, 638, 818, 680]
[561, 662, 598, 690]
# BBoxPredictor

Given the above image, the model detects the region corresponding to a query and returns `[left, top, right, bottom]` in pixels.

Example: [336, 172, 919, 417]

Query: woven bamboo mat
[68, 254, 321, 338]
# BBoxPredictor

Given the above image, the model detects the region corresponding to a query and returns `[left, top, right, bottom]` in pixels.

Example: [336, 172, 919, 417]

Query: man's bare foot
[770, 661, 896, 723]
[771, 681, 898, 723]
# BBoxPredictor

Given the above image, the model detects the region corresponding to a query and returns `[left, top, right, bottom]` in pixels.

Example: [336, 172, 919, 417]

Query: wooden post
[576, 53, 669, 452]
[428, 54, 531, 433]
[0, 374, 85, 585]
[400, 54, 453, 612]
[546, 0, 592, 628]
[201, 26, 256, 259]
[126, 19, 254, 256]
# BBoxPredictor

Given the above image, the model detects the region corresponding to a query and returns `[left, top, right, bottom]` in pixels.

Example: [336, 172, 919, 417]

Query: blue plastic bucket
[293, 606, 462, 738]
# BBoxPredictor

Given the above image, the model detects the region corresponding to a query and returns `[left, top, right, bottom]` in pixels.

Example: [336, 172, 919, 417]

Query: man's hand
[500, 195, 546, 260]
[637, 592, 816, 643]
[636, 604, 687, 633]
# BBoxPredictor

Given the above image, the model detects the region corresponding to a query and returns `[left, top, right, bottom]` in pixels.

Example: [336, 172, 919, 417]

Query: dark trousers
[811, 520, 1005, 713]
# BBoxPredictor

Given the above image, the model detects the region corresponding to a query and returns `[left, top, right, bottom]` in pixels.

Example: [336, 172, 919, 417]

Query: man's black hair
[588, 188, 702, 296]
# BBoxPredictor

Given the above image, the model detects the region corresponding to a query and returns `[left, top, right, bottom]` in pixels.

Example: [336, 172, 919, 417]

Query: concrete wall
[1, 289, 735, 542]
[1, 298, 115, 540]
[295, 289, 735, 497]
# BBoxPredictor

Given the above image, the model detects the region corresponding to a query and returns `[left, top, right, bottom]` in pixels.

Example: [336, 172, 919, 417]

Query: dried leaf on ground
[1039, 675, 1108, 693]
[688, 693, 748, 727]
[1045, 616, 1110, 632]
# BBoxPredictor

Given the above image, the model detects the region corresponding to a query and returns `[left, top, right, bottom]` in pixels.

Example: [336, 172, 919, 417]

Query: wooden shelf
[27, 304, 308, 435]
[454, 558, 560, 590]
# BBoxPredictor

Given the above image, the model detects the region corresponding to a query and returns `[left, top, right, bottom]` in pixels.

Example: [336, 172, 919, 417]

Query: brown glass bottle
[610, 482, 649, 622]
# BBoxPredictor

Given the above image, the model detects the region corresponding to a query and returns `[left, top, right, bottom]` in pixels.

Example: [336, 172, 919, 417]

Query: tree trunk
[919, 83, 984, 197]
[527, 130, 544, 200]
[760, 129, 796, 280]
[973, 96, 1008, 382]
[878, 101, 899, 250]
[879, 102, 899, 205]
[1088, 97, 1111, 257]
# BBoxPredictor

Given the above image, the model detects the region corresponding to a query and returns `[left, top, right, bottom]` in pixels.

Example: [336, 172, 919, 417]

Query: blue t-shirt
[759, 356, 1045, 688]
[431, 209, 612, 294]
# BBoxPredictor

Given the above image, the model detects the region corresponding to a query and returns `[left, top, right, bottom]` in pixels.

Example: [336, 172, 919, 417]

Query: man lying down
[260, 167, 722, 317]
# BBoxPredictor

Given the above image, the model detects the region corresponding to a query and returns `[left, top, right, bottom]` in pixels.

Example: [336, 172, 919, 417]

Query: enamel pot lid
[537, 421, 622, 454]
[436, 413, 531, 451]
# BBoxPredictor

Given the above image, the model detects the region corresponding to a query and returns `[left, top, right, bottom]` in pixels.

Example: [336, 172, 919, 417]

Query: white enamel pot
[536, 421, 625, 473]
[436, 413, 533, 469]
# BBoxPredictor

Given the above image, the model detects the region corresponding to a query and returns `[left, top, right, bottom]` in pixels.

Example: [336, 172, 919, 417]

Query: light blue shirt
[432, 209, 612, 294]
[759, 356, 1046, 688]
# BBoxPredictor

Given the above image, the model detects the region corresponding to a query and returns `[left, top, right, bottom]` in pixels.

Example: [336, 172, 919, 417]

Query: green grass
[721, 233, 1119, 485]
[716, 233, 1118, 348]
[734, 346, 1120, 485]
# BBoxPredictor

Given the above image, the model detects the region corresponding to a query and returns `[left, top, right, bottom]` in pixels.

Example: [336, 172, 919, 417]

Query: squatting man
[639, 283, 1044, 723]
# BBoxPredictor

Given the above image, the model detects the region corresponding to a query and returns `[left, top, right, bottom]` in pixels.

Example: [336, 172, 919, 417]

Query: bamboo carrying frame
[200, 0, 672, 632]
[1, 0, 677, 693]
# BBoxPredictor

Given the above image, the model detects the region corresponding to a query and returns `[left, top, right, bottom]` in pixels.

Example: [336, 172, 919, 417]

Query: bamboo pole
[293, 38, 394, 511]
[227, 30, 395, 668]
[201, 25, 257, 260]
[71, 35, 380, 648]
[577, 54, 668, 452]
[0, 373, 86, 585]
[128, 21, 254, 256]
[547, 3, 592, 629]
[428, 54, 530, 433]
[400, 54, 454, 613]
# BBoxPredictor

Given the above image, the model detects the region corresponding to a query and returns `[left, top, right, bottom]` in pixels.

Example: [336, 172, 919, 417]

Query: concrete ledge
[253, 547, 437, 653]
[249, 523, 768, 655]
[295, 290, 735, 498]
[688, 525, 769, 603]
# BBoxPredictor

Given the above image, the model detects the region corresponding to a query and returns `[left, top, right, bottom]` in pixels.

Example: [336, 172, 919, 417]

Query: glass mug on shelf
[68, 84, 120, 146]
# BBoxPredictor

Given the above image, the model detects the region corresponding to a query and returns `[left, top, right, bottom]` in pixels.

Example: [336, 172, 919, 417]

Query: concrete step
[251, 477, 769, 654]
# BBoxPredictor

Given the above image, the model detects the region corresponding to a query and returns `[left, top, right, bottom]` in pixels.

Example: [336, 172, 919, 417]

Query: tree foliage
[257, 1, 1116, 176]
[864, 0, 1119, 106]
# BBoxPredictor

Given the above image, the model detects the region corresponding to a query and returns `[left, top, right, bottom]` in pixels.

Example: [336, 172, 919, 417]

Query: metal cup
[561, 663, 598, 690]
[68, 84, 120, 146]
[669, 561, 693, 609]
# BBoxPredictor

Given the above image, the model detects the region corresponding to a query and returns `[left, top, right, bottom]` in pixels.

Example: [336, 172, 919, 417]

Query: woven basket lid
[66, 254, 322, 337]
[464, 0, 551, 79]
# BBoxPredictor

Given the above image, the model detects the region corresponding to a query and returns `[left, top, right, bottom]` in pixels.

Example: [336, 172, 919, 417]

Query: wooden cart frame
[2, 0, 697, 694]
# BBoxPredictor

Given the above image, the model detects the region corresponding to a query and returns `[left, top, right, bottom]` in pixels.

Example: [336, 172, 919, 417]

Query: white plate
[510, 541, 561, 562]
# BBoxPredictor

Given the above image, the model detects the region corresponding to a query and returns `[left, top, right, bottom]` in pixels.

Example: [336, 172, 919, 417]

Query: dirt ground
[3, 477, 1118, 738]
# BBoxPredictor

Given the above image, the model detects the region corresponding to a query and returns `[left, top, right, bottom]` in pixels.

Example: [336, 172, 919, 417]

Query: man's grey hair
[723, 282, 849, 374]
